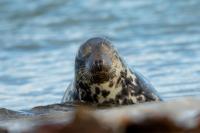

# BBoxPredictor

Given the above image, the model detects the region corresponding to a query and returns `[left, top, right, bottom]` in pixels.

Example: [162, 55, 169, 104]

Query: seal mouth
[90, 69, 116, 84]
[91, 73, 110, 83]
[91, 72, 110, 83]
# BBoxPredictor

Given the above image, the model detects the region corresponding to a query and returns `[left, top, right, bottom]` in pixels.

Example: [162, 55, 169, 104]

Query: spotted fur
[62, 37, 162, 105]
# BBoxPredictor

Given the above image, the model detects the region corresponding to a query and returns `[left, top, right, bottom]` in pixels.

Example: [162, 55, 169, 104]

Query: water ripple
[0, 0, 200, 109]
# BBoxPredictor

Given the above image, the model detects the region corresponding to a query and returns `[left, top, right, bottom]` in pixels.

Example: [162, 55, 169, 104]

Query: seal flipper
[134, 70, 163, 101]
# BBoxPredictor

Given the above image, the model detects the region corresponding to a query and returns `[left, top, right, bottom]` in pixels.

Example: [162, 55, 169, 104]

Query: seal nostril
[99, 60, 103, 65]
[94, 60, 103, 66]
[92, 59, 104, 71]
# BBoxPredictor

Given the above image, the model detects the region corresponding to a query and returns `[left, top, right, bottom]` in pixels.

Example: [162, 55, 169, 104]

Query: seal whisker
[79, 68, 93, 81]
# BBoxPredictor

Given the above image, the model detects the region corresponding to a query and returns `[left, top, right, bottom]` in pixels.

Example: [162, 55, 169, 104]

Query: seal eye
[101, 44, 110, 51]
[80, 45, 92, 58]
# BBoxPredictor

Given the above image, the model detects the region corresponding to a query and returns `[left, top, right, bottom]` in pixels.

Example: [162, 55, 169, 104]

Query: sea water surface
[0, 0, 200, 110]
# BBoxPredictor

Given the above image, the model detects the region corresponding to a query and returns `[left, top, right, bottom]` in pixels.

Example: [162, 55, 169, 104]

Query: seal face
[62, 37, 162, 105]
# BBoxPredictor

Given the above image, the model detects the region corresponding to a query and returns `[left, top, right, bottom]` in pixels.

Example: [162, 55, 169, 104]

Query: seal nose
[93, 59, 104, 71]
[89, 55, 111, 73]
[94, 59, 103, 66]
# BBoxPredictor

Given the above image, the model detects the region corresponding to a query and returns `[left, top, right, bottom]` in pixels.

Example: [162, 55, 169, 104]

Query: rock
[24, 108, 113, 133]
[124, 116, 184, 133]
[0, 127, 8, 133]
[1, 98, 200, 133]
[0, 108, 25, 121]
[30, 102, 82, 114]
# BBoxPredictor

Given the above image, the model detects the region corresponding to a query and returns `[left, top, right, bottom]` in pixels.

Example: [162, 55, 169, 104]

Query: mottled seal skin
[62, 37, 162, 105]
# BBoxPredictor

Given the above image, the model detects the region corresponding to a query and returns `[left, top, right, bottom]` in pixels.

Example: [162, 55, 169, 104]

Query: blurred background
[0, 0, 200, 110]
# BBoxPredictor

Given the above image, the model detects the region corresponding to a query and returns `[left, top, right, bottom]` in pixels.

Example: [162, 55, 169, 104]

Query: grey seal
[62, 37, 162, 105]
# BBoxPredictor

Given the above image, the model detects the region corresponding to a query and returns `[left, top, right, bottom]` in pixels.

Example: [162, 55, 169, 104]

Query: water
[0, 0, 200, 110]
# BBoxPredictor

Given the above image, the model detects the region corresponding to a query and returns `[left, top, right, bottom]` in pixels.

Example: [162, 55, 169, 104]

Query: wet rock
[124, 116, 183, 133]
[30, 102, 79, 114]
[0, 108, 25, 121]
[1, 98, 200, 133]
[25, 108, 113, 133]
[0, 127, 8, 133]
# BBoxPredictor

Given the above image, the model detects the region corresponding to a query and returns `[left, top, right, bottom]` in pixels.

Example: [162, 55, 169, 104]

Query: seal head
[62, 37, 162, 105]
[75, 37, 119, 84]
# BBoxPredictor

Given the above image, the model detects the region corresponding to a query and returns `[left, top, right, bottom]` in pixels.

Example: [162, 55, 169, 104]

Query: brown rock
[25, 107, 114, 133]
[0, 128, 8, 133]
[2, 98, 200, 133]
[124, 116, 183, 133]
